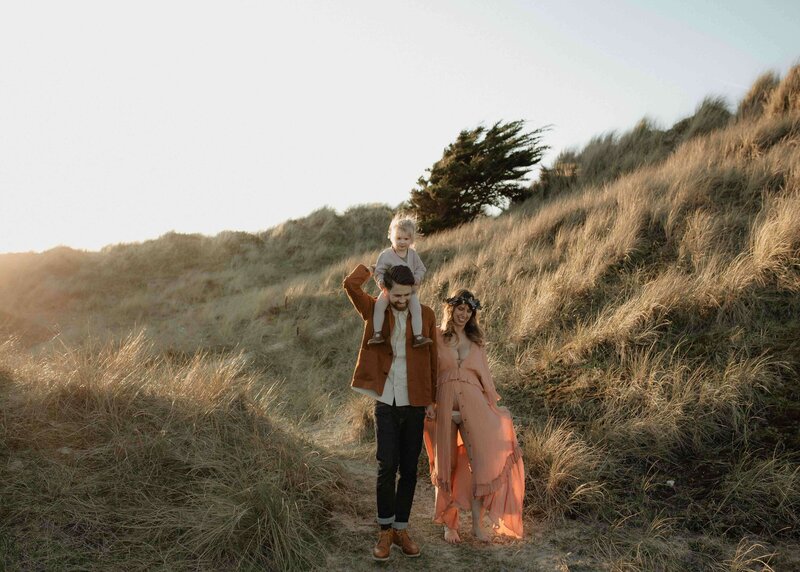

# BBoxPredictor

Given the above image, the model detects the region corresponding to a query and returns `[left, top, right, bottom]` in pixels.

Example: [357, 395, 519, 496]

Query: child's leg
[372, 291, 389, 335]
[410, 293, 423, 337]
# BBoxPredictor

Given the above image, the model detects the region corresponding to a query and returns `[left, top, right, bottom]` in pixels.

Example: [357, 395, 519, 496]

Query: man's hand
[425, 404, 435, 420]
[357, 265, 375, 287]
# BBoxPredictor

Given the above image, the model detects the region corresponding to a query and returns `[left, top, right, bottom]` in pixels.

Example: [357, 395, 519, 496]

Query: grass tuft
[738, 71, 781, 121]
[522, 420, 605, 520]
[765, 64, 800, 117]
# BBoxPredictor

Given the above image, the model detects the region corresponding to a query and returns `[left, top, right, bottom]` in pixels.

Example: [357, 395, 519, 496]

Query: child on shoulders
[369, 214, 432, 348]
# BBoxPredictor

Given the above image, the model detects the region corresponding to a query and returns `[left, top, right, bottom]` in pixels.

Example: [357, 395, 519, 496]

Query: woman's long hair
[441, 289, 485, 346]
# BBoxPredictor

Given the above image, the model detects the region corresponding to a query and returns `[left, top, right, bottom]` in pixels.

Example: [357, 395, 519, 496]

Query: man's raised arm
[343, 264, 375, 321]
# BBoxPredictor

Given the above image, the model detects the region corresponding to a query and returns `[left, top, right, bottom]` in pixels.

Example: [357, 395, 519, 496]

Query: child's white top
[374, 247, 426, 286]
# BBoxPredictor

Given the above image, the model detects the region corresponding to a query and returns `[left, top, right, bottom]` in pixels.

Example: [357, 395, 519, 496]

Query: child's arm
[411, 249, 426, 284]
[373, 251, 392, 288]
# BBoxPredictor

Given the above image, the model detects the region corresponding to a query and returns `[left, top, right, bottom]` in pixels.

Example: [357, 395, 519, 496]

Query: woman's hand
[425, 404, 436, 420]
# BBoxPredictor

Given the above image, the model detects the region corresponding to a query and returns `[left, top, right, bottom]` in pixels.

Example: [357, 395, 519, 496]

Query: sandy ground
[311, 420, 601, 572]
[308, 416, 800, 572]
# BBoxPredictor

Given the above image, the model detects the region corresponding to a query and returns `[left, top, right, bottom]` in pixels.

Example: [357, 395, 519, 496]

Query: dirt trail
[309, 420, 600, 572]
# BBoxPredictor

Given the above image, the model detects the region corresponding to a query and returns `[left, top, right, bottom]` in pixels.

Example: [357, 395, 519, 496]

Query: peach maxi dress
[423, 328, 524, 538]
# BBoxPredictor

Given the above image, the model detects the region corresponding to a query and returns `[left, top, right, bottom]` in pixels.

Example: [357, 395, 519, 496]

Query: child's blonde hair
[388, 213, 418, 241]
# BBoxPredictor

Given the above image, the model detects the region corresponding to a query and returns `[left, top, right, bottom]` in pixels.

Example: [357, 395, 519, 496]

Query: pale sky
[1, 0, 798, 253]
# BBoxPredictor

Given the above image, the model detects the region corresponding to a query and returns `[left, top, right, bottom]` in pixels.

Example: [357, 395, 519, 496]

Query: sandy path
[309, 420, 600, 572]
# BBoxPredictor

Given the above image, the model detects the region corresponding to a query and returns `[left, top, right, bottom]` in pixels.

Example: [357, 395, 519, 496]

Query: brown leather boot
[392, 529, 420, 557]
[372, 529, 393, 561]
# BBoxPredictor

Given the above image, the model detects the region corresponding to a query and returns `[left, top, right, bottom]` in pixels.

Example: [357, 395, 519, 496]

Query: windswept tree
[407, 120, 549, 234]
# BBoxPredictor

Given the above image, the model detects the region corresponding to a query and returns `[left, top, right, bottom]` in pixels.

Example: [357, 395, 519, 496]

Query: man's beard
[390, 300, 408, 311]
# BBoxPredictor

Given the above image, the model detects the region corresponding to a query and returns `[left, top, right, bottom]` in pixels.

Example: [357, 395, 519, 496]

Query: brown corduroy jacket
[343, 264, 437, 406]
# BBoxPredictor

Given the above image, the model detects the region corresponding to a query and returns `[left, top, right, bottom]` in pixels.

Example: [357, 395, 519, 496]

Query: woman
[423, 290, 524, 543]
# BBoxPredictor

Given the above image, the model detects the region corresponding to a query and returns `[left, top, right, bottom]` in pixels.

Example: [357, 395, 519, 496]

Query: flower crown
[444, 294, 482, 311]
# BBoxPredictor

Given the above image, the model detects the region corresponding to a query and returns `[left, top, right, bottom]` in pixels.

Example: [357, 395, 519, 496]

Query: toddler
[369, 214, 432, 348]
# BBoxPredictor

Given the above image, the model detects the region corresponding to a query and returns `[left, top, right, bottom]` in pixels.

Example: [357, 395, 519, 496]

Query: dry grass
[738, 71, 781, 121]
[713, 453, 800, 535]
[522, 420, 605, 520]
[341, 394, 376, 444]
[0, 333, 352, 571]
[592, 513, 688, 572]
[716, 538, 776, 572]
[766, 64, 800, 117]
[533, 95, 733, 199]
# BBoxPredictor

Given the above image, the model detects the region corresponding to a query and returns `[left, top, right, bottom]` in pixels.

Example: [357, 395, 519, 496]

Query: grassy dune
[2, 66, 800, 569]
[0, 334, 351, 570]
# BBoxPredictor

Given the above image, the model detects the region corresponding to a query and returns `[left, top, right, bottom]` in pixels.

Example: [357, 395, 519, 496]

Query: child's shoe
[412, 335, 432, 348]
[367, 333, 386, 345]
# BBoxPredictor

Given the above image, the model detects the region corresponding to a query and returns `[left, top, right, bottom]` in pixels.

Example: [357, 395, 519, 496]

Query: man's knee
[376, 453, 399, 478]
[398, 459, 418, 482]
[399, 470, 417, 485]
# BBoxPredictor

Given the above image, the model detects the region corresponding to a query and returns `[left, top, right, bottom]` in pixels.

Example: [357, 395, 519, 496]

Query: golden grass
[0, 333, 351, 570]
[341, 394, 377, 444]
[713, 453, 800, 535]
[766, 64, 800, 117]
[593, 512, 687, 572]
[717, 538, 776, 572]
[738, 71, 781, 121]
[522, 420, 605, 520]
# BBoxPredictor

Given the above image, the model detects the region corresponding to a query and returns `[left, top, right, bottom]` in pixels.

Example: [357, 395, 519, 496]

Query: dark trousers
[374, 401, 425, 527]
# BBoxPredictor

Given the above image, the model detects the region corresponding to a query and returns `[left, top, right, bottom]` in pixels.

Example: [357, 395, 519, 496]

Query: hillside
[2, 65, 800, 570]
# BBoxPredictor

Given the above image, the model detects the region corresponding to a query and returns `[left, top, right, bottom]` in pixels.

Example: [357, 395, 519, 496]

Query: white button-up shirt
[353, 307, 409, 406]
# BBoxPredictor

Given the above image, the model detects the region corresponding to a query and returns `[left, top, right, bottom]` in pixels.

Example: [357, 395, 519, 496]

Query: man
[343, 263, 437, 562]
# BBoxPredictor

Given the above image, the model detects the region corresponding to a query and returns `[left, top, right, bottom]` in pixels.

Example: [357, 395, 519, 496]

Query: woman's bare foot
[472, 524, 492, 542]
[443, 526, 461, 544]
[470, 498, 492, 541]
